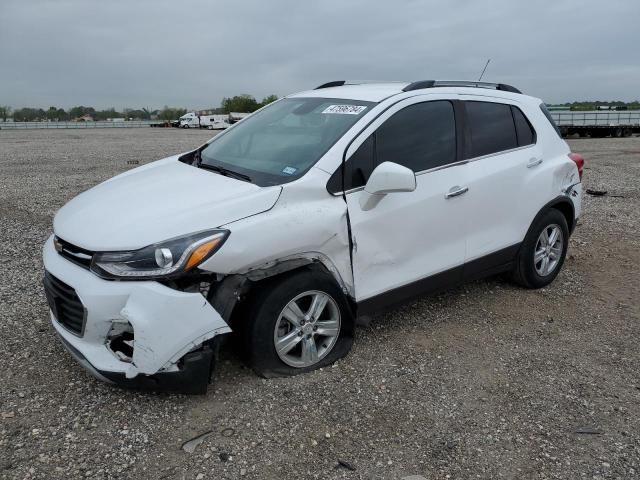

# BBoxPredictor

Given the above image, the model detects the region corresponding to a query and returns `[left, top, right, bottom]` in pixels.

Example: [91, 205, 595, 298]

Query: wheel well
[550, 200, 575, 233]
[224, 262, 354, 332]
[522, 197, 576, 247]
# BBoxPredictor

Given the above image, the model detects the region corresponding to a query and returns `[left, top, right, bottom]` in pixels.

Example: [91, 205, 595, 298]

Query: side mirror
[359, 162, 416, 211]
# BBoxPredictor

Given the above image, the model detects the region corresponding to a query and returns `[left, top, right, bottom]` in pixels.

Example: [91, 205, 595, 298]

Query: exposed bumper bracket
[57, 330, 227, 394]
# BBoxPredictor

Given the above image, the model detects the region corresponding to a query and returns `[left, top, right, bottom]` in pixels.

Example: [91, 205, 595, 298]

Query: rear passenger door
[461, 98, 542, 267]
[342, 96, 469, 306]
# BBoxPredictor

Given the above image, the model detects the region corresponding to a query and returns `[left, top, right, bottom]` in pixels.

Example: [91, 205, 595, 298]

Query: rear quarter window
[539, 103, 562, 137]
[511, 106, 536, 146]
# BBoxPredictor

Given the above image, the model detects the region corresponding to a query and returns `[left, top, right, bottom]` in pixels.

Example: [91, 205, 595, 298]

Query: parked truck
[551, 110, 640, 138]
[179, 112, 231, 130]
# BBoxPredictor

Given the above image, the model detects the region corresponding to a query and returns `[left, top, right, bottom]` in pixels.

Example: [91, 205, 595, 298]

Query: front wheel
[510, 209, 569, 289]
[240, 269, 354, 378]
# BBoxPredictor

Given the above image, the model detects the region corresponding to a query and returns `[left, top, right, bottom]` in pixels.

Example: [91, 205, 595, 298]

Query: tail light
[568, 153, 584, 180]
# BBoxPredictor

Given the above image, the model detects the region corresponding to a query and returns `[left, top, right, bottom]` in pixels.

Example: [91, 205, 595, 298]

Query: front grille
[54, 236, 93, 270]
[43, 272, 86, 336]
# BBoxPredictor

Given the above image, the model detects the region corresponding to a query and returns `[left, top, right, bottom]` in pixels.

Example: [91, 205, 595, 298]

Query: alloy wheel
[273, 290, 341, 368]
[534, 224, 564, 276]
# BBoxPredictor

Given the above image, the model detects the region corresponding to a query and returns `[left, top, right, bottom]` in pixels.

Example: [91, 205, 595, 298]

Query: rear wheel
[510, 209, 569, 289]
[239, 269, 354, 378]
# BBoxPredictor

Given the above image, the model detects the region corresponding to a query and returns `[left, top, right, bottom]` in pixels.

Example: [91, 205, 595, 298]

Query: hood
[54, 157, 281, 251]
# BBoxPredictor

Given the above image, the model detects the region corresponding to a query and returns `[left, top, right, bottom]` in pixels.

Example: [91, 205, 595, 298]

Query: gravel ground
[0, 128, 638, 480]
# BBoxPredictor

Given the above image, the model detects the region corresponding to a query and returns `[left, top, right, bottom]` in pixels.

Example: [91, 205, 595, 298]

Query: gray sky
[1, 0, 639, 110]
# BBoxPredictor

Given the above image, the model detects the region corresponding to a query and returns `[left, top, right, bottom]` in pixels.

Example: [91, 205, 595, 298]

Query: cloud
[1, 0, 638, 109]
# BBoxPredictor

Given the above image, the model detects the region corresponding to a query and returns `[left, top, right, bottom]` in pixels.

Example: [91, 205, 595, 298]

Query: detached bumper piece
[100, 348, 215, 394]
[57, 333, 226, 394]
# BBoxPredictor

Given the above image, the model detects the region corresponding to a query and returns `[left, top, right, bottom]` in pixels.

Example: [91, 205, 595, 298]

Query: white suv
[43, 80, 584, 393]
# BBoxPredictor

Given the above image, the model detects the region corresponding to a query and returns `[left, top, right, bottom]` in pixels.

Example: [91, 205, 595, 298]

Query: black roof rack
[315, 81, 347, 89]
[314, 80, 400, 89]
[403, 80, 522, 94]
[315, 80, 522, 94]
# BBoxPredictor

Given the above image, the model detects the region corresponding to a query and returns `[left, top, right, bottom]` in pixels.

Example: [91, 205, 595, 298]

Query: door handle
[527, 157, 543, 168]
[445, 186, 469, 199]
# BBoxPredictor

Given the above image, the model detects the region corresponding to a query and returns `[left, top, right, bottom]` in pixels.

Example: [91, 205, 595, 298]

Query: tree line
[1, 106, 188, 122]
[0, 94, 278, 122]
[220, 94, 278, 114]
[549, 101, 640, 111]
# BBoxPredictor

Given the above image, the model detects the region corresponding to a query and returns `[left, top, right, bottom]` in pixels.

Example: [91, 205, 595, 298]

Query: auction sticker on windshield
[322, 105, 367, 115]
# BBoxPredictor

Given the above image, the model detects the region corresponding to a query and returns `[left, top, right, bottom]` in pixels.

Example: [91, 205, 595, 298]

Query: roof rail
[315, 81, 347, 89]
[314, 80, 402, 89]
[402, 80, 522, 94]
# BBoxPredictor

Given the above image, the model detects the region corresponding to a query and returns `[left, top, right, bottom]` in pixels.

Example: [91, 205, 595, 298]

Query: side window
[511, 106, 536, 146]
[465, 101, 518, 158]
[376, 101, 456, 172]
[328, 100, 457, 194]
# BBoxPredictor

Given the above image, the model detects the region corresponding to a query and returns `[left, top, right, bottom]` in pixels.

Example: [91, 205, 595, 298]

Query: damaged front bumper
[42, 235, 231, 394]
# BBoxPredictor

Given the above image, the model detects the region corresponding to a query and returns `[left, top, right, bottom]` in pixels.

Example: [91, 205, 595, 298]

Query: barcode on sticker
[322, 105, 367, 115]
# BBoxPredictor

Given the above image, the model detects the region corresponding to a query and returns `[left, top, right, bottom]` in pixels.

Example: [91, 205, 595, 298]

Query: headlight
[91, 230, 229, 280]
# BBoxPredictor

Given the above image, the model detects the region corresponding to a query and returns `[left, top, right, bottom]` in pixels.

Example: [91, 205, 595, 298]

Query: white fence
[0, 120, 157, 130]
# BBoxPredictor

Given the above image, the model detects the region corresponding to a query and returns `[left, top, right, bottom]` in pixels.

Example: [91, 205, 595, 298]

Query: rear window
[465, 101, 518, 158]
[539, 103, 562, 137]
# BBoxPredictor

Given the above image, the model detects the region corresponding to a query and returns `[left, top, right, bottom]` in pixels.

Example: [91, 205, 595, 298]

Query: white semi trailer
[179, 112, 231, 129]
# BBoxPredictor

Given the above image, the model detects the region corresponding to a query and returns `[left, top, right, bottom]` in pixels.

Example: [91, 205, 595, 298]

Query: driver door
[344, 96, 469, 309]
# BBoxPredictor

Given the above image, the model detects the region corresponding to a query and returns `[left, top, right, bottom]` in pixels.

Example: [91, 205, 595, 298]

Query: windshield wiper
[198, 163, 252, 183]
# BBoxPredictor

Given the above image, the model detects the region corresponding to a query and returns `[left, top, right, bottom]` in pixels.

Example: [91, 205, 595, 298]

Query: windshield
[200, 97, 374, 186]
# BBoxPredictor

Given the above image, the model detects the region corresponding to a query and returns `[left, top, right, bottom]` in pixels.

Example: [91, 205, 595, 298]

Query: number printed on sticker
[322, 105, 367, 115]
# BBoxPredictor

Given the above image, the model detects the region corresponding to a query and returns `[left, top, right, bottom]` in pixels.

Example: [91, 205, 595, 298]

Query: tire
[510, 209, 569, 289]
[623, 128, 632, 137]
[614, 128, 623, 138]
[239, 268, 354, 378]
